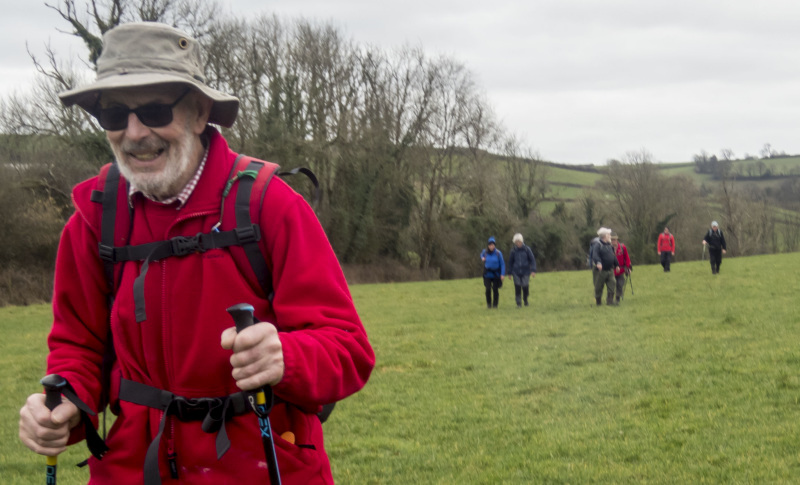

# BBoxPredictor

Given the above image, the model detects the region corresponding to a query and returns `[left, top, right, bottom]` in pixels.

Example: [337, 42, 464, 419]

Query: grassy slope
[3, 253, 797, 483]
[330, 252, 800, 483]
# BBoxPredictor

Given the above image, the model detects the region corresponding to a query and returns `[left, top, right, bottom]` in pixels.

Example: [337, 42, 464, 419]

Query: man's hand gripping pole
[226, 303, 282, 485]
[41, 374, 67, 485]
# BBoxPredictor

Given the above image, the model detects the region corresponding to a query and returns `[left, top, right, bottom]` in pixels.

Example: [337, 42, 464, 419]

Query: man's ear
[191, 93, 214, 135]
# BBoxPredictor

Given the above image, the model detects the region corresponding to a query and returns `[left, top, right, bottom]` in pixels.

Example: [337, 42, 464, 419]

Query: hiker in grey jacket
[592, 227, 619, 305]
[588, 228, 608, 286]
[508, 233, 537, 308]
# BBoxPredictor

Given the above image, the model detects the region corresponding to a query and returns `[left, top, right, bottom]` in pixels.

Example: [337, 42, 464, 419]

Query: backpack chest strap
[99, 225, 260, 263]
[100, 226, 261, 323]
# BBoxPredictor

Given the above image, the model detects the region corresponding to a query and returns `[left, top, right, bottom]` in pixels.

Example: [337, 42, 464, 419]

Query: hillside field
[537, 156, 800, 210]
[2, 252, 799, 483]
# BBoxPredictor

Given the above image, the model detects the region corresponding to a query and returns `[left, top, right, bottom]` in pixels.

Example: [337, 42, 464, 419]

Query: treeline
[2, 1, 799, 306]
[0, 0, 551, 304]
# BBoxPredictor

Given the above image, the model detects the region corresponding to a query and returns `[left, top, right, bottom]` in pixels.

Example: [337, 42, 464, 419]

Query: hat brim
[59, 72, 239, 128]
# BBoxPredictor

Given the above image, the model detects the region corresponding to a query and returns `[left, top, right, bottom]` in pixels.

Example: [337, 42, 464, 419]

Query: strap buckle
[170, 232, 210, 256]
[98, 243, 115, 262]
[172, 396, 222, 422]
[235, 224, 261, 245]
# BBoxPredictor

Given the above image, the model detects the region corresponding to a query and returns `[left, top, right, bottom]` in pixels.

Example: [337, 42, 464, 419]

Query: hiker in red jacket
[19, 22, 374, 485]
[657, 226, 675, 272]
[611, 233, 632, 304]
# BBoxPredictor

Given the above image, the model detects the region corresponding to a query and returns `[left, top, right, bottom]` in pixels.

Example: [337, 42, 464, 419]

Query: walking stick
[226, 303, 282, 485]
[41, 374, 67, 485]
[628, 272, 634, 296]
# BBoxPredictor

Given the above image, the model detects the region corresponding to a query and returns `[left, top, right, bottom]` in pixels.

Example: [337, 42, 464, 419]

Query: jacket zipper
[161, 209, 217, 387]
[167, 417, 178, 479]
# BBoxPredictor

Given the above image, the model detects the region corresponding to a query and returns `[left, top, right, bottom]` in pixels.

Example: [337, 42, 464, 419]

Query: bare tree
[717, 176, 774, 256]
[502, 136, 547, 220]
[600, 149, 675, 263]
[720, 148, 735, 161]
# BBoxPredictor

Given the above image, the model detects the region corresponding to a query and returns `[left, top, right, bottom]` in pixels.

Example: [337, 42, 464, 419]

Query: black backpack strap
[98, 163, 121, 296]
[278, 166, 321, 207]
[233, 158, 279, 301]
[90, 163, 125, 444]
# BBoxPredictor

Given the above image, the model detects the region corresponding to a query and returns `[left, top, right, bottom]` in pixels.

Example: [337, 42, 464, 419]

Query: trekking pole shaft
[226, 304, 282, 485]
[41, 374, 67, 485]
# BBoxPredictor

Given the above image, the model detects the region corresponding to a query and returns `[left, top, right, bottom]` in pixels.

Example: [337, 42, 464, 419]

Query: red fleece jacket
[614, 243, 632, 277]
[657, 233, 675, 253]
[47, 128, 374, 484]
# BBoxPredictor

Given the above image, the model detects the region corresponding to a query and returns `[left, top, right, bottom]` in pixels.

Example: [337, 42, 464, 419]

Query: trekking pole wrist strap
[53, 377, 109, 461]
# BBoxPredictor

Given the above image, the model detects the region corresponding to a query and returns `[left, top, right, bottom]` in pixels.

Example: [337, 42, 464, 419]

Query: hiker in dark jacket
[480, 236, 506, 308]
[508, 233, 537, 308]
[702, 220, 727, 275]
[591, 227, 619, 305]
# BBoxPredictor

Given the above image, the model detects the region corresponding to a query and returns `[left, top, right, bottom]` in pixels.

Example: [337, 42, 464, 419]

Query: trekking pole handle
[41, 374, 67, 484]
[227, 303, 256, 332]
[42, 374, 67, 411]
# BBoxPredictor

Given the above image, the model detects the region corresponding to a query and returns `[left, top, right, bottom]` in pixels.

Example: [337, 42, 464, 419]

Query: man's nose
[123, 112, 150, 140]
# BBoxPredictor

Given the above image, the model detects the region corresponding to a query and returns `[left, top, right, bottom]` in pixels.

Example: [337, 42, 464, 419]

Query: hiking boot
[596, 298, 602, 306]
[524, 301, 529, 307]
[607, 297, 617, 306]
[615, 296, 621, 304]
[517, 303, 522, 309]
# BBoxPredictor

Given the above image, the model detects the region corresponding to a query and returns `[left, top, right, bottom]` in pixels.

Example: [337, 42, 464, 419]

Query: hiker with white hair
[587, 227, 608, 287]
[508, 233, 537, 308]
[591, 227, 619, 306]
[18, 22, 374, 485]
[702, 220, 727, 275]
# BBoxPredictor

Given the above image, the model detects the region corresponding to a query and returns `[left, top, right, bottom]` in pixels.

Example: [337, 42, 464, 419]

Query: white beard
[111, 123, 199, 200]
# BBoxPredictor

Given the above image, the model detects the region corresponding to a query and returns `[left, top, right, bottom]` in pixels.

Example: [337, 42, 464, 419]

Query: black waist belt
[119, 378, 252, 485]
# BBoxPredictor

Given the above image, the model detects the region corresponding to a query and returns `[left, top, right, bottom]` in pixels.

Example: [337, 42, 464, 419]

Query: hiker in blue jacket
[508, 233, 536, 308]
[480, 236, 506, 309]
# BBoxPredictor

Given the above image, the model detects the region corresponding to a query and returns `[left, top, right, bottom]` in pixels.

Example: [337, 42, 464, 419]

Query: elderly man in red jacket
[19, 22, 374, 485]
[611, 233, 632, 304]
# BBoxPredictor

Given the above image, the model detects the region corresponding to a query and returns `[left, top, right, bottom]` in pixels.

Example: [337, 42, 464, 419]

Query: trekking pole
[628, 272, 634, 296]
[226, 303, 281, 485]
[41, 374, 67, 485]
[702, 243, 706, 261]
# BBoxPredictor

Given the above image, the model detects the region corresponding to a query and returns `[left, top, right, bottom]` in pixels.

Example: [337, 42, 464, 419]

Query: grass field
[2, 252, 800, 483]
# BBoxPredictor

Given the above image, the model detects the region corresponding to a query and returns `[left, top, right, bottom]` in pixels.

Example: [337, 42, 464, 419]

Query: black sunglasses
[94, 88, 191, 131]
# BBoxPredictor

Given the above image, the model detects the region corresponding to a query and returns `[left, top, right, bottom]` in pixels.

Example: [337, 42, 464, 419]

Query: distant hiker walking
[588, 228, 607, 287]
[508, 233, 536, 308]
[657, 226, 676, 272]
[611, 233, 632, 304]
[481, 236, 506, 308]
[702, 221, 727, 275]
[591, 228, 619, 306]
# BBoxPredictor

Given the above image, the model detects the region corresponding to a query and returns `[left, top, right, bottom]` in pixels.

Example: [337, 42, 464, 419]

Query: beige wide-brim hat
[59, 22, 239, 128]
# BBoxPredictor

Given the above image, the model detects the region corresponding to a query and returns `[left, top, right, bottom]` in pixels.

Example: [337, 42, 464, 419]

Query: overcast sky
[2, 0, 799, 165]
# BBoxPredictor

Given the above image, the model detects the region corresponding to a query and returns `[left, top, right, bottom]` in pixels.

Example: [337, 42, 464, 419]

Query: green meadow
[2, 252, 800, 483]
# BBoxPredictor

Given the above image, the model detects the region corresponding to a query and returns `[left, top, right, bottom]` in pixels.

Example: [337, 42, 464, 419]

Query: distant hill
[531, 155, 800, 215]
